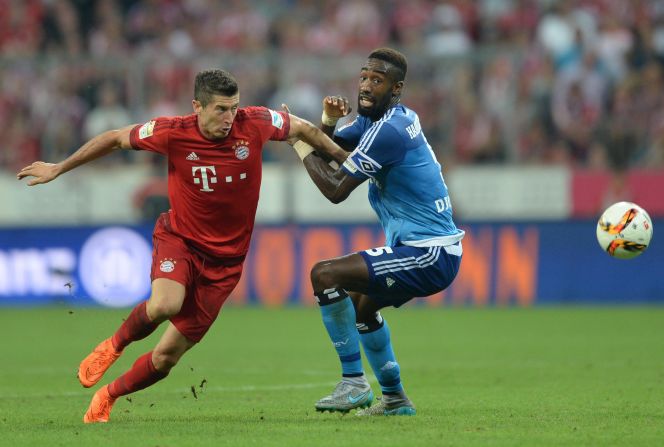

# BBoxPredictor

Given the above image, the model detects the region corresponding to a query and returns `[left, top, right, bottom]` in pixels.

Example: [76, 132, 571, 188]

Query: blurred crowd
[2, 0, 664, 172]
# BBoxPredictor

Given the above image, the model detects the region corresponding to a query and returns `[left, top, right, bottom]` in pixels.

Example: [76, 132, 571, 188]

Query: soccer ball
[596, 201, 653, 259]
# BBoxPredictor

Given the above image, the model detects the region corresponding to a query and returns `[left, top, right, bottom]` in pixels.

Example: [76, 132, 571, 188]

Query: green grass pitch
[1, 306, 663, 446]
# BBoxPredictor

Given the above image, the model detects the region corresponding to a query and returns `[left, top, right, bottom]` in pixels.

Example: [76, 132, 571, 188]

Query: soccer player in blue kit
[288, 48, 465, 416]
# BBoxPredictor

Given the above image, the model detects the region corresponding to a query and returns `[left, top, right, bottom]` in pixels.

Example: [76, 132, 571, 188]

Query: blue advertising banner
[0, 222, 661, 307]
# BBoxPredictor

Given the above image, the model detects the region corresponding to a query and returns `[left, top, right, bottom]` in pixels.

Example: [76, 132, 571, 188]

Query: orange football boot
[83, 385, 116, 423]
[78, 338, 123, 388]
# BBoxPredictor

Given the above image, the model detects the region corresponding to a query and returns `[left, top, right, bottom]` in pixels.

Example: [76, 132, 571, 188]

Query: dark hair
[368, 48, 408, 82]
[194, 69, 239, 106]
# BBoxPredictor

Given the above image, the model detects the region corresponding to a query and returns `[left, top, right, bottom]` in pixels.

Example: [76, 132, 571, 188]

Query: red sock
[111, 302, 158, 351]
[107, 351, 168, 398]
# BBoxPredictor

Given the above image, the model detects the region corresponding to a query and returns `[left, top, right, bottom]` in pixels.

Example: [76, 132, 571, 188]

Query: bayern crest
[233, 140, 250, 160]
[159, 258, 176, 273]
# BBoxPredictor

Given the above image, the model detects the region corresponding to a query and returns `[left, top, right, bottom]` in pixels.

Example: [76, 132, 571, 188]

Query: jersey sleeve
[340, 123, 405, 180]
[129, 117, 171, 155]
[244, 106, 291, 142]
[333, 117, 364, 148]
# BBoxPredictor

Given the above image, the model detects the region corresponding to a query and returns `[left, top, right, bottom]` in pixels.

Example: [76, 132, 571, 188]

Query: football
[596, 201, 653, 259]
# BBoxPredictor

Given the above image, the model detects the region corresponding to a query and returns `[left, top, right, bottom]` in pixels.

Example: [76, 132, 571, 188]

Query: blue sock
[360, 319, 403, 393]
[316, 289, 363, 377]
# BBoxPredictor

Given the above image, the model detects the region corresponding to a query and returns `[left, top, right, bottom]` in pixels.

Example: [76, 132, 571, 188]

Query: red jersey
[129, 107, 290, 259]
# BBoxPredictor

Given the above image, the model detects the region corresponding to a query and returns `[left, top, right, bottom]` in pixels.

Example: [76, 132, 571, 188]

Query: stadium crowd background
[1, 0, 664, 174]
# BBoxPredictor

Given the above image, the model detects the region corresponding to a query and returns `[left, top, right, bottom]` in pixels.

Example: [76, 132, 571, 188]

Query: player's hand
[323, 96, 352, 119]
[16, 161, 61, 186]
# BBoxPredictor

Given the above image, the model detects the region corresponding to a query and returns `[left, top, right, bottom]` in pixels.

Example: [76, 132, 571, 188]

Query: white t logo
[192, 166, 217, 192]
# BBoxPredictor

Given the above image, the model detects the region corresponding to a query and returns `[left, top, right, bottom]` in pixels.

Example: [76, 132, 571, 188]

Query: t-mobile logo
[192, 166, 217, 192]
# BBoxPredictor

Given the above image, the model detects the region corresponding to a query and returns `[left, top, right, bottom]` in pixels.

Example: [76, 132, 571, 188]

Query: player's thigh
[147, 278, 187, 320]
[152, 322, 196, 370]
[169, 262, 243, 343]
[359, 244, 461, 307]
[311, 253, 371, 293]
[148, 217, 194, 319]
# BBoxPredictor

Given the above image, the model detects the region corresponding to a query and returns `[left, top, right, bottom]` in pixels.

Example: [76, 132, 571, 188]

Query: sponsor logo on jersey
[269, 110, 284, 129]
[192, 166, 217, 192]
[159, 258, 176, 273]
[138, 120, 156, 139]
[386, 277, 395, 287]
[186, 152, 200, 161]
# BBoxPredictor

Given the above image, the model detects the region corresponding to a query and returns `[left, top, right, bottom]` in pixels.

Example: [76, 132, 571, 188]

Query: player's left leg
[352, 293, 415, 416]
[78, 279, 186, 388]
[311, 253, 374, 413]
[83, 323, 195, 423]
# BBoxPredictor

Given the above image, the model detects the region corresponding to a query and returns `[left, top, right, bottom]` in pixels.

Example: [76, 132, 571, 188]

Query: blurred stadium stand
[2, 0, 664, 223]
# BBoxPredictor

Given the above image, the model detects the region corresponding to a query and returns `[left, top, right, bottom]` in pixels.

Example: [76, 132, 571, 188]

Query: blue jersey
[337, 104, 464, 247]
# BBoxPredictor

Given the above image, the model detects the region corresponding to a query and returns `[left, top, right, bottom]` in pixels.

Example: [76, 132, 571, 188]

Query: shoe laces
[90, 346, 117, 369]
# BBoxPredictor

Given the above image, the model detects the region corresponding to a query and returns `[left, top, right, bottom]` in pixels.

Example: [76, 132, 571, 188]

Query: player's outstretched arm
[286, 113, 348, 165]
[17, 124, 136, 186]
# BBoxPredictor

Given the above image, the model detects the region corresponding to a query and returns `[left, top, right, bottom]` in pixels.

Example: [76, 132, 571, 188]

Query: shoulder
[236, 106, 272, 123]
[236, 106, 288, 132]
[150, 114, 197, 131]
[383, 105, 421, 140]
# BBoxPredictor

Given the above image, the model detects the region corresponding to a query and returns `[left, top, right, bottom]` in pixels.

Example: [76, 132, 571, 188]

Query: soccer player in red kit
[17, 69, 348, 423]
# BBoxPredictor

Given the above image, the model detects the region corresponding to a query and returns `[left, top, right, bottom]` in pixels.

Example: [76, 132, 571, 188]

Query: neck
[372, 97, 400, 121]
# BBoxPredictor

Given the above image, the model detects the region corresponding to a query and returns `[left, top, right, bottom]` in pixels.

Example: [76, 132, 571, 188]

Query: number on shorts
[365, 246, 394, 256]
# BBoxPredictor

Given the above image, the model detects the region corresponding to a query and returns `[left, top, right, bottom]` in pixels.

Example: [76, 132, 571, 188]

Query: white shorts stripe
[371, 246, 435, 267]
[373, 246, 442, 275]
[375, 255, 443, 275]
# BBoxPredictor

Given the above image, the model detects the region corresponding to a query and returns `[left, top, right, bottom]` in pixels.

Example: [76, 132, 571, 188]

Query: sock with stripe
[107, 351, 169, 398]
[315, 288, 364, 377]
[111, 301, 159, 351]
[358, 313, 403, 393]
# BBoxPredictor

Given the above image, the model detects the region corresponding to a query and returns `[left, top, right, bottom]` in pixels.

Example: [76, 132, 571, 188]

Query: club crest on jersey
[159, 258, 176, 273]
[138, 120, 156, 139]
[233, 140, 250, 160]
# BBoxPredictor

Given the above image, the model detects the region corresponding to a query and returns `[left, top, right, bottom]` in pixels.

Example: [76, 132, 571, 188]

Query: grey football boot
[355, 394, 416, 416]
[315, 380, 374, 413]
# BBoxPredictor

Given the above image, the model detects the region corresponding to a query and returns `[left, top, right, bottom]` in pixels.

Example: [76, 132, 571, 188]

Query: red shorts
[150, 214, 244, 342]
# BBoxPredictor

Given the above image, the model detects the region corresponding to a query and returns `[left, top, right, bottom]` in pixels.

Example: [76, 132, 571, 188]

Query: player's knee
[152, 350, 180, 372]
[310, 261, 338, 290]
[356, 311, 385, 337]
[147, 297, 182, 322]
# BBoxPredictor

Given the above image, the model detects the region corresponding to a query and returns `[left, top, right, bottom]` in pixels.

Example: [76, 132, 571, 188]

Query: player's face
[193, 93, 240, 140]
[357, 59, 401, 121]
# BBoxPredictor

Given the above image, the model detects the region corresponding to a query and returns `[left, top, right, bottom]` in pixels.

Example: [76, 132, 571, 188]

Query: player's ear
[392, 81, 404, 97]
[192, 99, 202, 114]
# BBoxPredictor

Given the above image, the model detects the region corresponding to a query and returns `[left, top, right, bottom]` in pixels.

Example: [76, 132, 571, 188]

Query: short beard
[357, 96, 393, 121]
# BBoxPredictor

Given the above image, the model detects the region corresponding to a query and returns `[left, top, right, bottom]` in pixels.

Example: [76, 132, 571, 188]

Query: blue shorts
[358, 243, 462, 307]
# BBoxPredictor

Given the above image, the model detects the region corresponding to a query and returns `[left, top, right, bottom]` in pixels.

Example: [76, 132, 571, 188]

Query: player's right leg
[77, 278, 186, 388]
[310, 254, 375, 413]
[84, 322, 195, 423]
